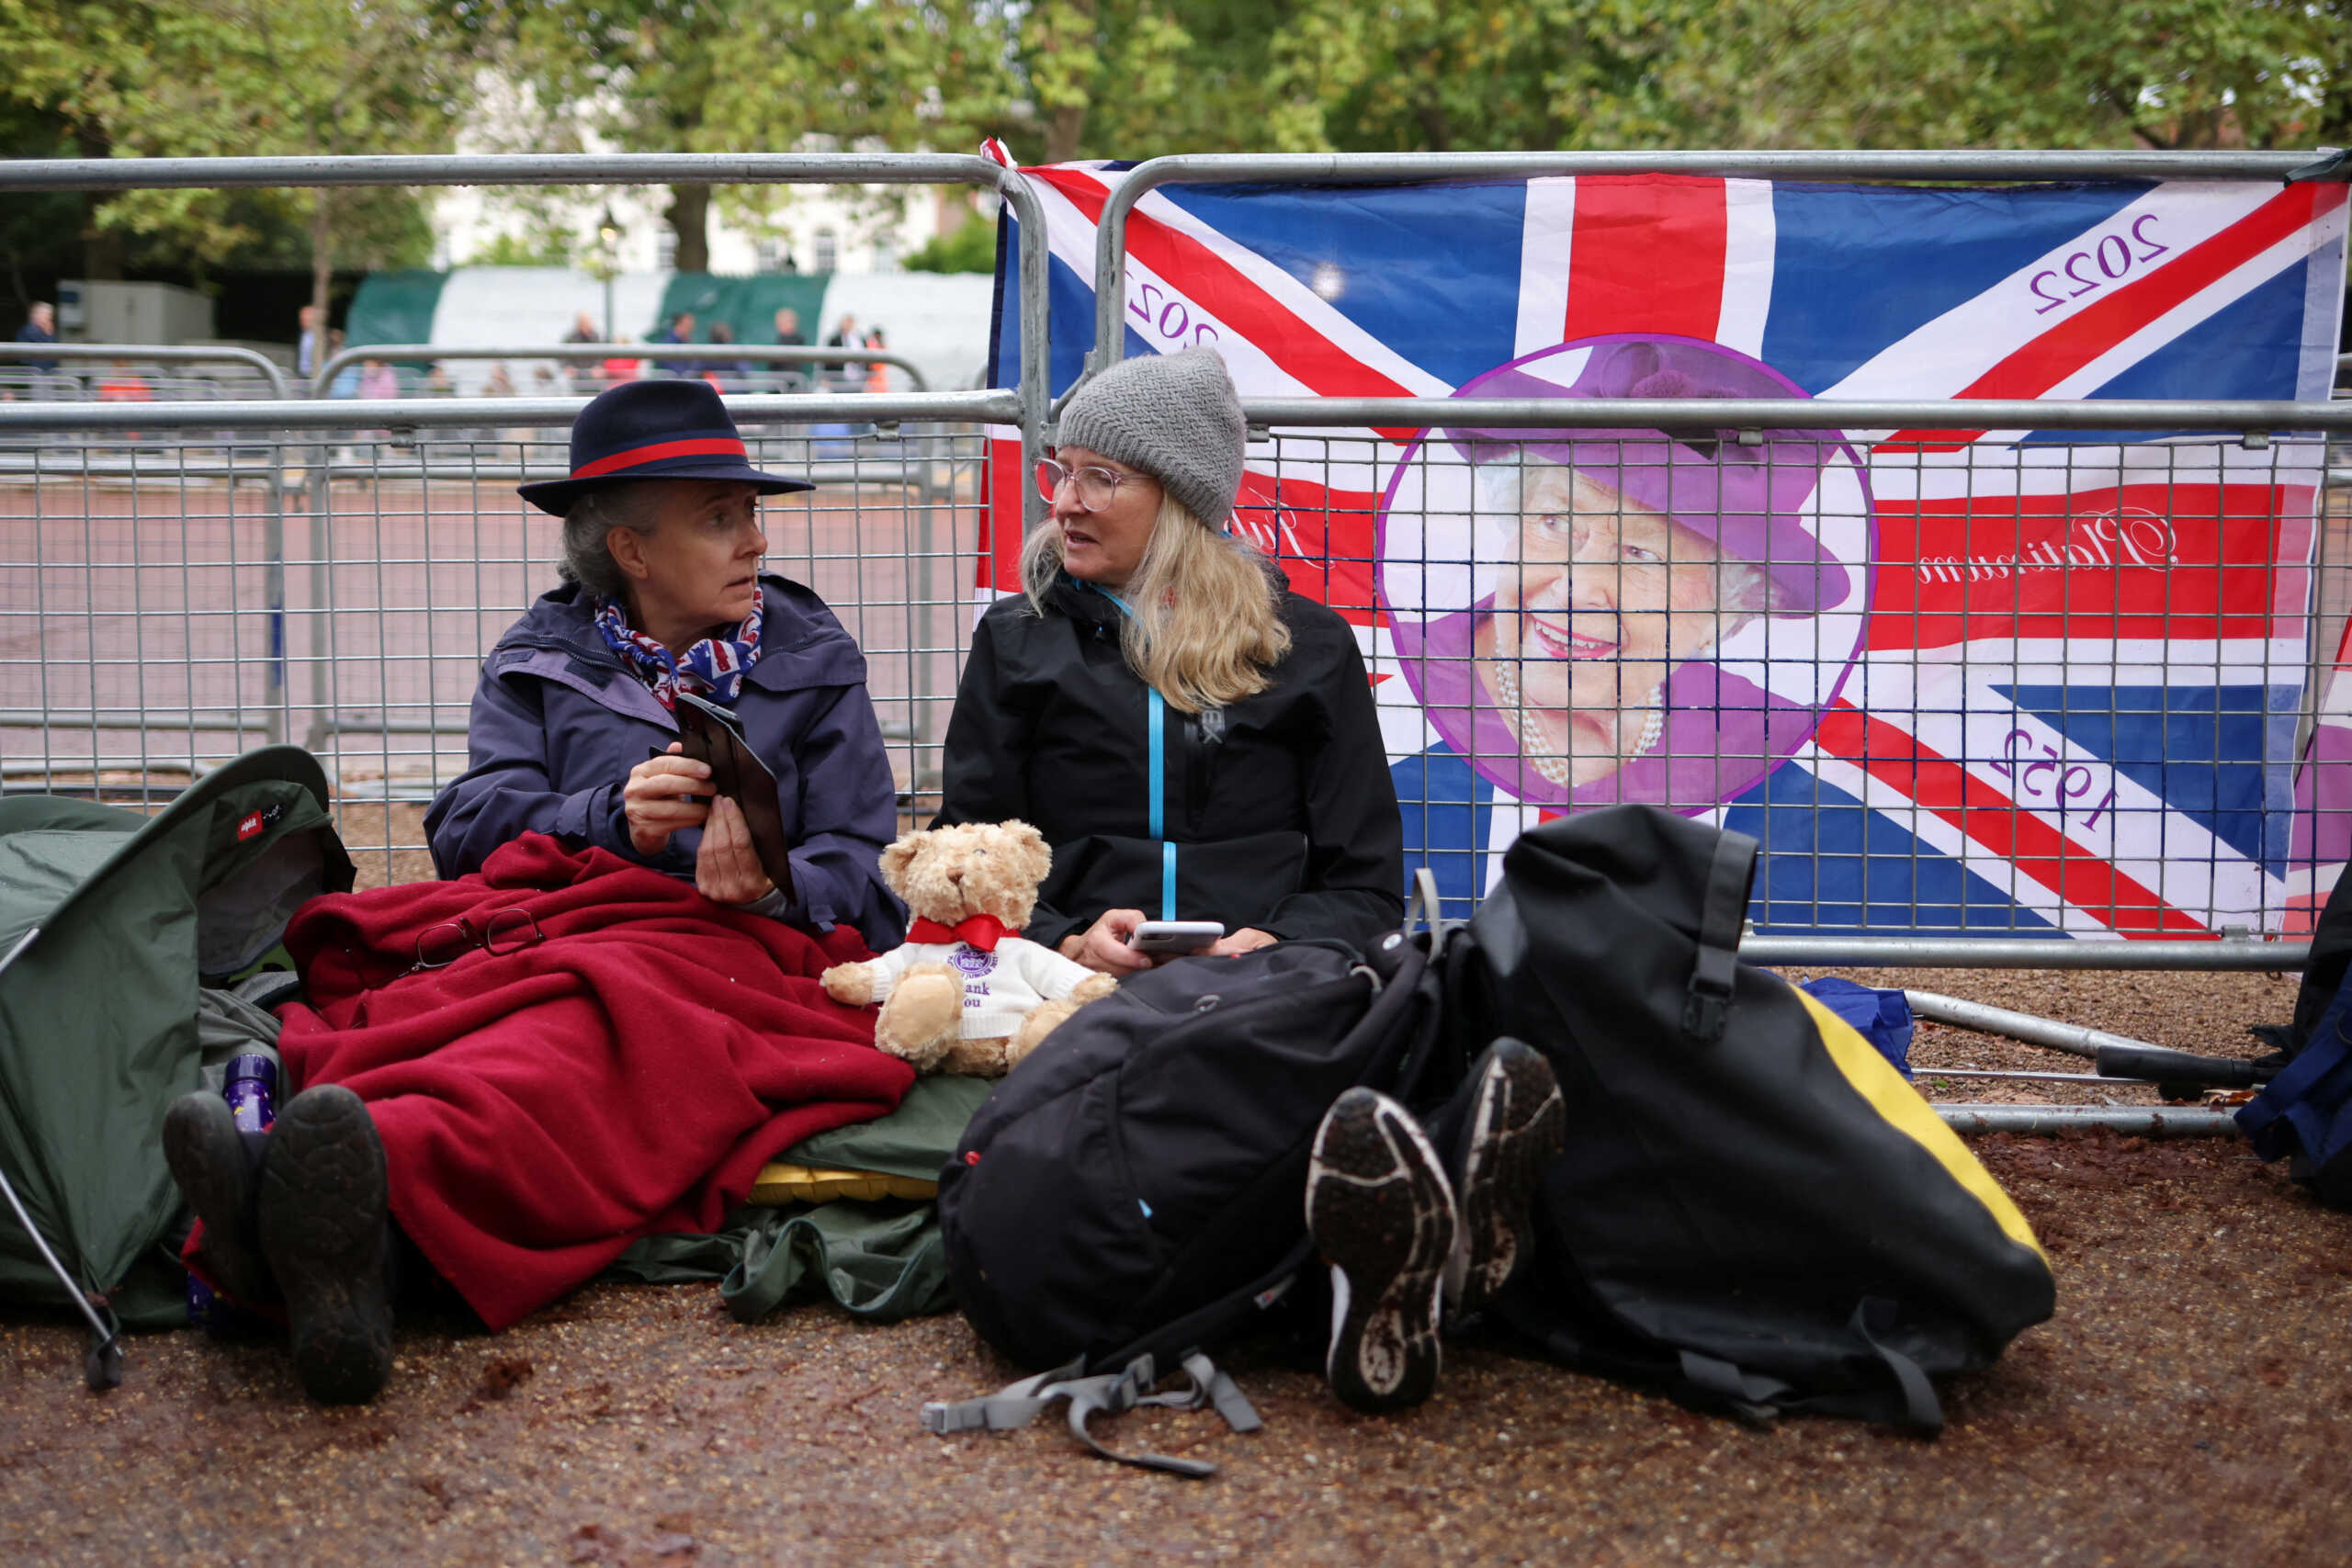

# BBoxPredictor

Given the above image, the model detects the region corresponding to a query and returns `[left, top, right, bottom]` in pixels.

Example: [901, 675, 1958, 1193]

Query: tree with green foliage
[0, 0, 471, 324]
[903, 212, 999, 273]
[466, 229, 578, 267]
[4, 0, 2344, 313]
[991, 0, 2352, 161]
[474, 0, 1017, 274]
[1635, 0, 2351, 152]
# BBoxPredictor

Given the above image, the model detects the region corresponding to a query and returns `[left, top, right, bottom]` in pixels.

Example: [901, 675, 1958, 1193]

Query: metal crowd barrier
[0, 341, 290, 401]
[0, 391, 1001, 883]
[0, 152, 1053, 528]
[1071, 148, 2338, 390]
[4, 389, 2344, 972]
[310, 342, 933, 400]
[3, 148, 2348, 975]
[1232, 393, 2351, 967]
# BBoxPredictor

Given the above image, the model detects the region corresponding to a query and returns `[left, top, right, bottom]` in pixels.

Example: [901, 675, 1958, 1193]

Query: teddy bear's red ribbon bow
[908, 913, 1017, 953]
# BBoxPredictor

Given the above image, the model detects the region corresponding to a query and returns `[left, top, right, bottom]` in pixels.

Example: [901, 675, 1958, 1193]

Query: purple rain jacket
[423, 574, 907, 951]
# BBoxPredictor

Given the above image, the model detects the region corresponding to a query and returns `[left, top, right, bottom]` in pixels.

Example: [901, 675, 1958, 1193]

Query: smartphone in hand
[671, 690, 796, 901]
[1126, 920, 1225, 957]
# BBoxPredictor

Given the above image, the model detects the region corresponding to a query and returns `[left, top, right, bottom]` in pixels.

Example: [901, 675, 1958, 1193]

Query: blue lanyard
[1086, 584, 1176, 919]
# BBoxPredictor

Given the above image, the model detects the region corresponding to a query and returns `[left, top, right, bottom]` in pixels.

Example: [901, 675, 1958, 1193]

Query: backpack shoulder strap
[1681, 829, 1758, 1044]
[922, 1352, 1261, 1479]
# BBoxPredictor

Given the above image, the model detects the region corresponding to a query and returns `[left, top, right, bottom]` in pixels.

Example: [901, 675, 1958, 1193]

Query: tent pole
[0, 1156, 120, 1389]
[0, 924, 123, 1389]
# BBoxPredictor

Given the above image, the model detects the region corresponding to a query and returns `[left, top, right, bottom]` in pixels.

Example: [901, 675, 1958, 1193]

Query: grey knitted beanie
[1055, 347, 1246, 527]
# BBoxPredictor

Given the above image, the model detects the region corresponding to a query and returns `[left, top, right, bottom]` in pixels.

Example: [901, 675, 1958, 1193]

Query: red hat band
[570, 434, 750, 480]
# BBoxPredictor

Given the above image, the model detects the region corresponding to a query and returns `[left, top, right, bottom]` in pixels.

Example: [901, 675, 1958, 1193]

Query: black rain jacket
[934, 571, 1406, 955]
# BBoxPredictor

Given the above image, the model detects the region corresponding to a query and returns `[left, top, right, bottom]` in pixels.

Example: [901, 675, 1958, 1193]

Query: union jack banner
[983, 161, 2350, 938]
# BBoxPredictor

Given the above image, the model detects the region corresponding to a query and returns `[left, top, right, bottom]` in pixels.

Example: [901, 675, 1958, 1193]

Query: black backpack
[2236, 862, 2352, 1210]
[936, 921, 1447, 1378]
[1447, 805, 2057, 1434]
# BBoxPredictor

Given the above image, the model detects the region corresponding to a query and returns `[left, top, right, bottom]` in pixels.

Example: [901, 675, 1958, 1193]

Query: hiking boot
[162, 1090, 274, 1305]
[257, 1085, 393, 1405]
[1306, 1087, 1456, 1414]
[1443, 1037, 1566, 1325]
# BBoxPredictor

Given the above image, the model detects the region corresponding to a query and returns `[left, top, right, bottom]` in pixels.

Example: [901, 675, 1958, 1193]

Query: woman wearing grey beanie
[934, 347, 1405, 973]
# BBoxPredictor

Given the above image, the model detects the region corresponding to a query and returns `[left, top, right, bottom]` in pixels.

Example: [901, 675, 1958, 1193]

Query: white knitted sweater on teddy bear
[862, 936, 1099, 1040]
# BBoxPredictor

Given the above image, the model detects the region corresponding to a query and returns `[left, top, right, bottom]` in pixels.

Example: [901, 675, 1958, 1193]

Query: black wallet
[669, 690, 796, 902]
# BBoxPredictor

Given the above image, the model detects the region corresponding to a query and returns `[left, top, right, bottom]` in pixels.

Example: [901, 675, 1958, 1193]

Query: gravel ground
[5, 965, 2347, 1568]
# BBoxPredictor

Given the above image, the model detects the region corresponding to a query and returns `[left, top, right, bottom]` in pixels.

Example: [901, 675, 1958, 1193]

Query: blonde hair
[1021, 494, 1293, 713]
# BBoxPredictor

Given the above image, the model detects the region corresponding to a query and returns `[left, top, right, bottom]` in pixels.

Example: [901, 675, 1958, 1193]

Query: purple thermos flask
[186, 1054, 277, 1332]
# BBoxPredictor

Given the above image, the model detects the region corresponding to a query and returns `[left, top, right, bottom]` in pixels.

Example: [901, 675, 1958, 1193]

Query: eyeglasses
[1035, 457, 1155, 513]
[401, 908, 545, 976]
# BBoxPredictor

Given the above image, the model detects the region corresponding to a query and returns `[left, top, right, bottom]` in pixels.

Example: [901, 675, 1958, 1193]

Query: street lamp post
[596, 206, 621, 341]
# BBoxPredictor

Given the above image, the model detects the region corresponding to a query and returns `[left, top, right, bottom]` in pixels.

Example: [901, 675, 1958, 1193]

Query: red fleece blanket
[274, 832, 911, 1330]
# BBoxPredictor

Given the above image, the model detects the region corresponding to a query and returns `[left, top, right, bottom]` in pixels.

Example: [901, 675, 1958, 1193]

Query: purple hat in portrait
[1377, 334, 1872, 813]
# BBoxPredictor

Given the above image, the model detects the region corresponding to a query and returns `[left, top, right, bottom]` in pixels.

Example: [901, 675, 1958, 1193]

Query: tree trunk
[666, 184, 711, 274]
[1046, 101, 1089, 163]
[81, 212, 126, 281]
[311, 192, 334, 347]
[74, 127, 124, 280]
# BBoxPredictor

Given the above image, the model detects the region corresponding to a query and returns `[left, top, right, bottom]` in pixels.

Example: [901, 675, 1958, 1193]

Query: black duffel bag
[938, 919, 1446, 1380]
[1448, 804, 2056, 1434]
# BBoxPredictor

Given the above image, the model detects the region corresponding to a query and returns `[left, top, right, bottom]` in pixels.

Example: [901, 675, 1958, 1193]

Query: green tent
[342, 269, 449, 351]
[653, 272, 831, 345]
[0, 749, 352, 1381]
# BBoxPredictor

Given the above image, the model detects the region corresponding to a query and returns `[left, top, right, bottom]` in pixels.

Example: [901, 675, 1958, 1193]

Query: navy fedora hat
[517, 378, 814, 515]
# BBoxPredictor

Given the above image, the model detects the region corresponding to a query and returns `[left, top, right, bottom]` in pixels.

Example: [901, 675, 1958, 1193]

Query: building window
[753, 237, 783, 274]
[656, 229, 678, 271]
[813, 229, 838, 274]
[873, 236, 897, 274]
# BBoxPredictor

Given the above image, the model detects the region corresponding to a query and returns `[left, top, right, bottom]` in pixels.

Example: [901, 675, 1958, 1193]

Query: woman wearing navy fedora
[152, 381, 910, 1410]
[425, 378, 904, 948]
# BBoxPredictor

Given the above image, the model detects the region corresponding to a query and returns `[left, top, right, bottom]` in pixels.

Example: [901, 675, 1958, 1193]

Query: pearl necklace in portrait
[1482, 658, 1665, 788]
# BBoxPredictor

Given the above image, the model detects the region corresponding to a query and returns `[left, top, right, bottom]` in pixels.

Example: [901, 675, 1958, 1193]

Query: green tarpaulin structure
[653, 273, 831, 344]
[342, 269, 449, 355]
[0, 750, 353, 1359]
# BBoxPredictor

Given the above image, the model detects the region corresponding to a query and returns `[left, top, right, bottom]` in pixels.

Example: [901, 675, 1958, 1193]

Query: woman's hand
[1059, 908, 1155, 976]
[623, 743, 714, 855]
[695, 795, 777, 906]
[1207, 928, 1277, 958]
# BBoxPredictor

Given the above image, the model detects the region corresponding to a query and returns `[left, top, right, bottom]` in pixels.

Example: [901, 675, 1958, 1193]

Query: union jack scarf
[592, 588, 763, 710]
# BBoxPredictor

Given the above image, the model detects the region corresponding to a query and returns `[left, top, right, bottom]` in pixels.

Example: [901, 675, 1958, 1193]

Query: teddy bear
[820, 819, 1117, 1076]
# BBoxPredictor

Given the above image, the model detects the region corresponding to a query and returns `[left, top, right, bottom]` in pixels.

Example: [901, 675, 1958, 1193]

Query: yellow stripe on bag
[1792, 986, 2046, 1263]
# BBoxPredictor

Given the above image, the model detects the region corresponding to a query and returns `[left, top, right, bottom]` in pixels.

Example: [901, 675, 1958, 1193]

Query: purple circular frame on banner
[1374, 334, 1877, 814]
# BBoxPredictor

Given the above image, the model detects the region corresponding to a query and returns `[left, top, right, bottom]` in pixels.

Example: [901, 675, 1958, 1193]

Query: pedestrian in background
[601, 340, 644, 386]
[295, 304, 322, 379]
[325, 332, 358, 398]
[14, 302, 57, 373]
[706, 321, 752, 391]
[653, 311, 696, 378]
[566, 312, 605, 393]
[770, 306, 808, 392]
[97, 358, 152, 403]
[823, 313, 860, 391]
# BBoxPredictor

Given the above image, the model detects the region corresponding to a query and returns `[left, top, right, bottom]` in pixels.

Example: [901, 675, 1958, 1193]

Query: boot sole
[257, 1085, 393, 1405]
[161, 1091, 272, 1304]
[1307, 1089, 1455, 1414]
[1449, 1038, 1567, 1321]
